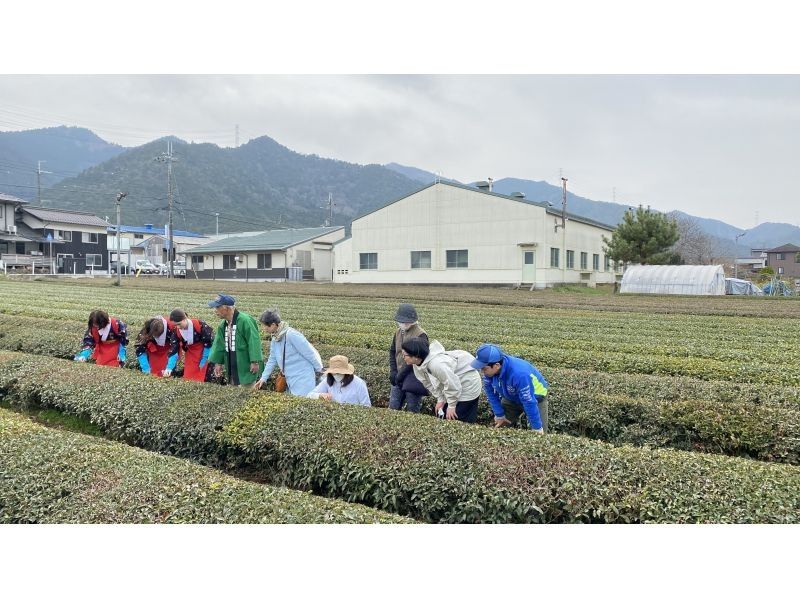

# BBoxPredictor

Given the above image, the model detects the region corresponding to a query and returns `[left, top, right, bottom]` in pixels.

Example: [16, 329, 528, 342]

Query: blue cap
[470, 343, 504, 369]
[208, 293, 235, 308]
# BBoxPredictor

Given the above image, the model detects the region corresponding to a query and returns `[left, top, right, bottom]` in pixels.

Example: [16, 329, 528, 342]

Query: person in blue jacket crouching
[471, 343, 549, 434]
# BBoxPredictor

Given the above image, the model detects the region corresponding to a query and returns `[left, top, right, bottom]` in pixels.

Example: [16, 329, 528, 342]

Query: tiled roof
[182, 227, 344, 254]
[0, 192, 29, 204]
[110, 225, 207, 238]
[22, 206, 109, 227]
[766, 243, 800, 253]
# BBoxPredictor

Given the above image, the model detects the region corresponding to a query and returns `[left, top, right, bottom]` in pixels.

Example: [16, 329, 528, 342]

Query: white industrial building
[333, 181, 619, 287]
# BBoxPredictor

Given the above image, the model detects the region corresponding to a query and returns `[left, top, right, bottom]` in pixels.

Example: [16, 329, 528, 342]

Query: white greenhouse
[620, 265, 726, 296]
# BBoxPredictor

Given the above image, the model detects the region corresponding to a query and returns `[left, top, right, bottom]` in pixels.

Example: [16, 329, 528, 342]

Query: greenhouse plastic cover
[620, 265, 726, 296]
[725, 278, 764, 295]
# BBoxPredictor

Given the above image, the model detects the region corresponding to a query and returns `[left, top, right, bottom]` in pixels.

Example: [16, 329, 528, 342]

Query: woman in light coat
[400, 336, 481, 423]
[253, 308, 323, 396]
[308, 355, 371, 406]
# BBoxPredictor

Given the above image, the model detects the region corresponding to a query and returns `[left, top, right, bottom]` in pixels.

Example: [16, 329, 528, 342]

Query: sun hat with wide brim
[325, 355, 355, 375]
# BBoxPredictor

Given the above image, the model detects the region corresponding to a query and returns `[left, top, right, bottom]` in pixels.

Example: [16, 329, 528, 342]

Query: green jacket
[209, 310, 264, 385]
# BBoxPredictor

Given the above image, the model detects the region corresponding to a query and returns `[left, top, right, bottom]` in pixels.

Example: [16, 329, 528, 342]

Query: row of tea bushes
[3, 311, 798, 413]
[5, 277, 800, 319]
[2, 280, 800, 382]
[1, 352, 798, 523]
[0, 408, 411, 524]
[1, 316, 799, 463]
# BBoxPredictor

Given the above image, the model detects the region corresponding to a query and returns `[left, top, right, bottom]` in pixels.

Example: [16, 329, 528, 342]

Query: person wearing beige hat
[307, 355, 371, 406]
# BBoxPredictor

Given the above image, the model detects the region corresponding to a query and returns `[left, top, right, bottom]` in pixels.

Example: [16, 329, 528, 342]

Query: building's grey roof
[22, 206, 109, 228]
[14, 222, 66, 244]
[0, 192, 29, 204]
[109, 224, 207, 238]
[0, 232, 35, 242]
[182, 226, 344, 254]
[331, 235, 352, 247]
[351, 180, 616, 232]
[766, 243, 800, 253]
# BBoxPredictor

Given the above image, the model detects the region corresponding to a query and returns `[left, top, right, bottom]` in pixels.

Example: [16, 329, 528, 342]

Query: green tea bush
[0, 409, 411, 524]
[1, 352, 798, 523]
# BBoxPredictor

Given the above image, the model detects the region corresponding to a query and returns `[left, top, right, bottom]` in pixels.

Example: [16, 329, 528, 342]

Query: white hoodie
[412, 340, 482, 407]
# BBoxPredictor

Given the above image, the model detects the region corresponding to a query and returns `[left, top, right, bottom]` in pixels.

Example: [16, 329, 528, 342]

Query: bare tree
[670, 213, 718, 265]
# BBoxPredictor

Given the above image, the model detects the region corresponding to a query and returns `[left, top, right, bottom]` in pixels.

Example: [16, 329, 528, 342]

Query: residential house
[182, 226, 345, 281]
[765, 244, 800, 278]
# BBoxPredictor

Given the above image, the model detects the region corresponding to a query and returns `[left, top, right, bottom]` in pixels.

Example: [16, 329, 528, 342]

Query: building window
[86, 254, 102, 267]
[294, 250, 312, 270]
[411, 250, 431, 269]
[446, 249, 468, 268]
[778, 267, 784, 274]
[580, 252, 588, 270]
[222, 254, 237, 270]
[191, 255, 204, 271]
[566, 250, 575, 269]
[82, 232, 98, 244]
[593, 253, 600, 271]
[57, 230, 72, 242]
[360, 252, 378, 270]
[604, 255, 611, 272]
[550, 247, 560, 268]
[776, 253, 784, 260]
[134, 233, 144, 240]
[257, 253, 272, 270]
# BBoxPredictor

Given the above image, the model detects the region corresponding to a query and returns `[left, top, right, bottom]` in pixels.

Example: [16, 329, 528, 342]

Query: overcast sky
[1, 74, 797, 229]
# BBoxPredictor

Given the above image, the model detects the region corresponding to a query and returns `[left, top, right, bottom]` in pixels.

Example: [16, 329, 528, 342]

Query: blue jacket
[483, 354, 549, 430]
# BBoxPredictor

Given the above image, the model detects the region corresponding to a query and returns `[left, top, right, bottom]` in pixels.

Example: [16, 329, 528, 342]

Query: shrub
[1, 352, 798, 523]
[0, 408, 411, 524]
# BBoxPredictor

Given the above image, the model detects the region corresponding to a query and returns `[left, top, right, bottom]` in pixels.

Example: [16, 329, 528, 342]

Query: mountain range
[0, 126, 798, 254]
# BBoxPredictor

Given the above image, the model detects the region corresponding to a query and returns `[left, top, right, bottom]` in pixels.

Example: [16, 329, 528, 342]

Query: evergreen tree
[603, 206, 680, 265]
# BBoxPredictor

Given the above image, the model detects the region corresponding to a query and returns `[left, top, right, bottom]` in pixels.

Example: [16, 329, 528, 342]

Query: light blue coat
[260, 327, 322, 397]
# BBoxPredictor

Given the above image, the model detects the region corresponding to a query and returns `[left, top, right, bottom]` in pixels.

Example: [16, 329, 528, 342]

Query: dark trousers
[448, 398, 479, 423]
[389, 385, 423, 413]
[501, 397, 548, 432]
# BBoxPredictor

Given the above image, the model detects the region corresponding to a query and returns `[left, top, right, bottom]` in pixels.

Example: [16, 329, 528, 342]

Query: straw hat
[326, 355, 355, 375]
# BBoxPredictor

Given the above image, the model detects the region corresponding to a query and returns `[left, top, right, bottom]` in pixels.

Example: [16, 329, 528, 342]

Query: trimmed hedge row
[5, 276, 800, 319]
[5, 308, 798, 412]
[1, 352, 798, 523]
[2, 313, 799, 463]
[0, 408, 411, 524]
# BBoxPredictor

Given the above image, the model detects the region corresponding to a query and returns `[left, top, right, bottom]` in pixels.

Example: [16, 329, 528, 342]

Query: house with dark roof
[332, 180, 619, 287]
[765, 243, 800, 278]
[17, 205, 112, 273]
[182, 226, 345, 281]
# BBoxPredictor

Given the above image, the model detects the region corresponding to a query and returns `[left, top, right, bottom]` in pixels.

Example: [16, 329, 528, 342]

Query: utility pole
[734, 231, 746, 279]
[561, 177, 568, 284]
[215, 212, 220, 236]
[321, 192, 336, 227]
[155, 141, 178, 278]
[116, 192, 127, 286]
[37, 161, 51, 206]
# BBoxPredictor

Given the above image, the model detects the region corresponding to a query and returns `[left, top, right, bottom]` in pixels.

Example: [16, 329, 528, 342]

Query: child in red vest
[75, 310, 129, 367]
[168, 308, 214, 382]
[134, 316, 181, 377]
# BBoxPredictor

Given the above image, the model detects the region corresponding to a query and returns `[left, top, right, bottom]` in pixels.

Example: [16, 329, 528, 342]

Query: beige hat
[326, 355, 355, 375]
